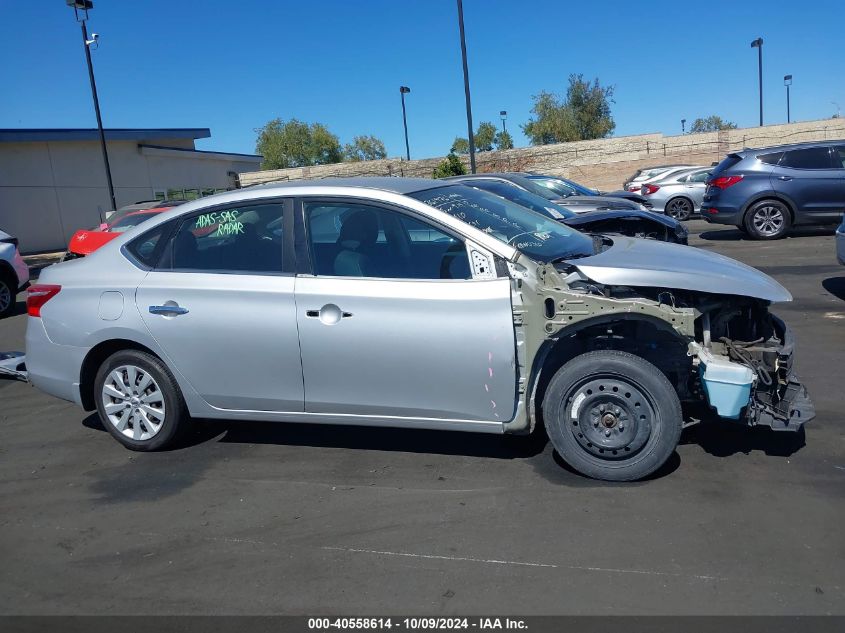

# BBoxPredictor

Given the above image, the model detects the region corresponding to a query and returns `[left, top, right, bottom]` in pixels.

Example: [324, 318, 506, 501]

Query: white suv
[0, 229, 30, 318]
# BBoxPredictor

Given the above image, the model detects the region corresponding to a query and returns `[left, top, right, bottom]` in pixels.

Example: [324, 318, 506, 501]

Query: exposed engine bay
[516, 262, 815, 433]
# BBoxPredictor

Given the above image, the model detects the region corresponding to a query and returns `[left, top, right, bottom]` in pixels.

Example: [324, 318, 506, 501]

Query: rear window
[711, 154, 743, 175]
[125, 221, 174, 268]
[757, 152, 783, 166]
[780, 147, 833, 170]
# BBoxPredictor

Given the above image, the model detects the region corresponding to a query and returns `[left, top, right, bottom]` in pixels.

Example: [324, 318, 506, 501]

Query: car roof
[742, 139, 845, 154]
[249, 176, 446, 195]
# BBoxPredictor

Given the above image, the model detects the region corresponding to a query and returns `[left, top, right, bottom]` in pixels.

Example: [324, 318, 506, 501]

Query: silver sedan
[640, 168, 710, 220]
[24, 177, 810, 481]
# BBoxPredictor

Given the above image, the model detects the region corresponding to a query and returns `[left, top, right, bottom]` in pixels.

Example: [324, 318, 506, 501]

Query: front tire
[542, 350, 682, 481]
[744, 199, 791, 240]
[94, 349, 189, 451]
[665, 197, 693, 221]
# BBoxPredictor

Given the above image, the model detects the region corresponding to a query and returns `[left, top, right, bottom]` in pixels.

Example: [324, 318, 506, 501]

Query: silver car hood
[564, 236, 792, 302]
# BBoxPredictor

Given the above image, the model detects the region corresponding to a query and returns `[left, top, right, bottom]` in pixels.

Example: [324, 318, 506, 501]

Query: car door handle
[306, 304, 352, 325]
[777, 176, 793, 181]
[149, 304, 189, 316]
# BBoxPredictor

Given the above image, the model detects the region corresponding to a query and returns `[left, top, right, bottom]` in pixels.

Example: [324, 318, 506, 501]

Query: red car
[65, 200, 186, 258]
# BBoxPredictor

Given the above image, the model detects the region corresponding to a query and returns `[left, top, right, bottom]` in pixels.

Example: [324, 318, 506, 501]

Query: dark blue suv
[701, 141, 845, 239]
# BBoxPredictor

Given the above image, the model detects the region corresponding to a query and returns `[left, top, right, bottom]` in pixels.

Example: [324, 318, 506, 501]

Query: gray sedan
[24, 177, 812, 481]
[640, 168, 710, 220]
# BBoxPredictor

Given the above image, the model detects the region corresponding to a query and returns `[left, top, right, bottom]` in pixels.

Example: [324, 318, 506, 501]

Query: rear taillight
[642, 184, 660, 195]
[27, 285, 61, 317]
[708, 175, 744, 189]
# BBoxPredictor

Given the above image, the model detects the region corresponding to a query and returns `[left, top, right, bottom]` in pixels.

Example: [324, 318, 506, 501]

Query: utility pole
[751, 38, 764, 126]
[399, 86, 411, 161]
[456, 0, 476, 173]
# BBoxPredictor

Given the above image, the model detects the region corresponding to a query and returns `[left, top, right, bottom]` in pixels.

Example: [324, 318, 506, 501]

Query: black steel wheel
[542, 350, 682, 481]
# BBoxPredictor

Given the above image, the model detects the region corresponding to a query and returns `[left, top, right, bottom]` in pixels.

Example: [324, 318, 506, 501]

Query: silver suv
[24, 178, 813, 481]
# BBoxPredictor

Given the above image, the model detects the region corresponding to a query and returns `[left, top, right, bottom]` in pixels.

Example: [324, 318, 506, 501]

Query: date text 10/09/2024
[308, 618, 528, 630]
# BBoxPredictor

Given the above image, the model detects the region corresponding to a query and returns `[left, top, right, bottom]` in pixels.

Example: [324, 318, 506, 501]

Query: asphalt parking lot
[1, 219, 843, 616]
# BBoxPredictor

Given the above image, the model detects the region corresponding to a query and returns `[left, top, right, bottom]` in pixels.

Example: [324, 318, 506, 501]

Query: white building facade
[0, 128, 262, 253]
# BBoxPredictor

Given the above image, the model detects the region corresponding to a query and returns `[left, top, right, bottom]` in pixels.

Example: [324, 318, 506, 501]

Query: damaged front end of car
[506, 250, 814, 436]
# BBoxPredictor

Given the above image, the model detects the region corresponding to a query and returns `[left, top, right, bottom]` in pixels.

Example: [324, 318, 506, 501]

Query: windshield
[457, 180, 577, 220]
[409, 185, 595, 263]
[109, 212, 158, 233]
[527, 175, 597, 197]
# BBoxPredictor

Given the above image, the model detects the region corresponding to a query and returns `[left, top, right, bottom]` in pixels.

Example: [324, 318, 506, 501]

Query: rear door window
[833, 146, 845, 168]
[160, 203, 286, 274]
[780, 147, 834, 169]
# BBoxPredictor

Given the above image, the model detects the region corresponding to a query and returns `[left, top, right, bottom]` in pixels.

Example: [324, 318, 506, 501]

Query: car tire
[94, 349, 189, 451]
[665, 197, 693, 221]
[542, 350, 682, 481]
[0, 271, 15, 318]
[743, 200, 792, 240]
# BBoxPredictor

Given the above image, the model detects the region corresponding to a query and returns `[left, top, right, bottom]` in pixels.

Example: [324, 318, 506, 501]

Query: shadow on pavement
[699, 226, 835, 241]
[682, 422, 805, 458]
[822, 276, 845, 301]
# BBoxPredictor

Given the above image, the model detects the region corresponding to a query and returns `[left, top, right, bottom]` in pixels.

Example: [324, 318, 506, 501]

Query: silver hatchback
[25, 178, 812, 481]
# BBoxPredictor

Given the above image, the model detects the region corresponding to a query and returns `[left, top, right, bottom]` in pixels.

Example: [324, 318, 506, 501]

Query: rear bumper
[699, 205, 743, 225]
[25, 317, 86, 406]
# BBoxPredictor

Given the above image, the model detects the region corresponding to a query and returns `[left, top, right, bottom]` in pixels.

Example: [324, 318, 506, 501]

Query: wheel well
[0, 261, 16, 286]
[742, 196, 795, 224]
[529, 316, 692, 431]
[79, 339, 160, 411]
[666, 195, 693, 206]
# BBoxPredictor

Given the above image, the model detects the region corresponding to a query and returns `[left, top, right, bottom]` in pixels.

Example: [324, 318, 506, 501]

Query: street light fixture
[784, 75, 792, 123]
[399, 86, 411, 161]
[500, 110, 507, 133]
[456, 0, 476, 173]
[751, 37, 764, 126]
[67, 0, 115, 214]
[681, 118, 686, 133]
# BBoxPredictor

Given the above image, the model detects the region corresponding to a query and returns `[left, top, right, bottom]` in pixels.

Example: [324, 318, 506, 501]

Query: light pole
[681, 118, 686, 133]
[67, 0, 115, 214]
[751, 37, 764, 126]
[456, 0, 476, 173]
[399, 86, 411, 161]
[784, 75, 792, 123]
[500, 110, 507, 133]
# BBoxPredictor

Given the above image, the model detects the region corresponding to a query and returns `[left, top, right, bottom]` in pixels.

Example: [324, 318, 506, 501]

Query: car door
[136, 200, 304, 412]
[771, 146, 842, 223]
[685, 170, 710, 209]
[294, 198, 516, 425]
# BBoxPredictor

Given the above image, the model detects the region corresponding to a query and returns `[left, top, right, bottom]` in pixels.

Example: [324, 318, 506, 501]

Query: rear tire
[665, 197, 693, 221]
[542, 350, 682, 481]
[94, 349, 189, 451]
[743, 199, 792, 240]
[0, 272, 14, 318]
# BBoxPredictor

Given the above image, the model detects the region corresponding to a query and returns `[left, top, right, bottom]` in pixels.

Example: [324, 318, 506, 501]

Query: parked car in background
[702, 141, 845, 239]
[837, 215, 845, 265]
[640, 167, 711, 220]
[26, 178, 812, 481]
[447, 175, 688, 243]
[623, 164, 699, 191]
[445, 173, 646, 214]
[65, 200, 186, 259]
[521, 173, 654, 209]
[0, 228, 30, 318]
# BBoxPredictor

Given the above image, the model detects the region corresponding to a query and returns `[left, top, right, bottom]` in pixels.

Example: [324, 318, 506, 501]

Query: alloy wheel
[666, 198, 692, 220]
[101, 364, 166, 441]
[752, 205, 785, 236]
[0, 280, 11, 314]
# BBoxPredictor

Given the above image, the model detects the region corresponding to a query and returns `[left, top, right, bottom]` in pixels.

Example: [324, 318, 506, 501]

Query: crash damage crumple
[564, 236, 792, 303]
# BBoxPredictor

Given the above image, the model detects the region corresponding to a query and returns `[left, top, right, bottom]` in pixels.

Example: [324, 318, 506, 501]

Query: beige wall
[0, 138, 260, 253]
[240, 118, 845, 192]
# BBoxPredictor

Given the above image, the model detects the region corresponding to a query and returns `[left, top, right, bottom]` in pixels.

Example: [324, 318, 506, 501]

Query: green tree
[522, 74, 615, 145]
[689, 115, 738, 133]
[451, 137, 470, 154]
[474, 121, 498, 152]
[494, 129, 514, 150]
[432, 153, 467, 178]
[255, 118, 342, 169]
[343, 135, 387, 162]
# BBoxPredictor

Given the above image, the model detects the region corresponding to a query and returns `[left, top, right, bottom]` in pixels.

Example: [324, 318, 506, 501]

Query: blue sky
[2, 0, 843, 160]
